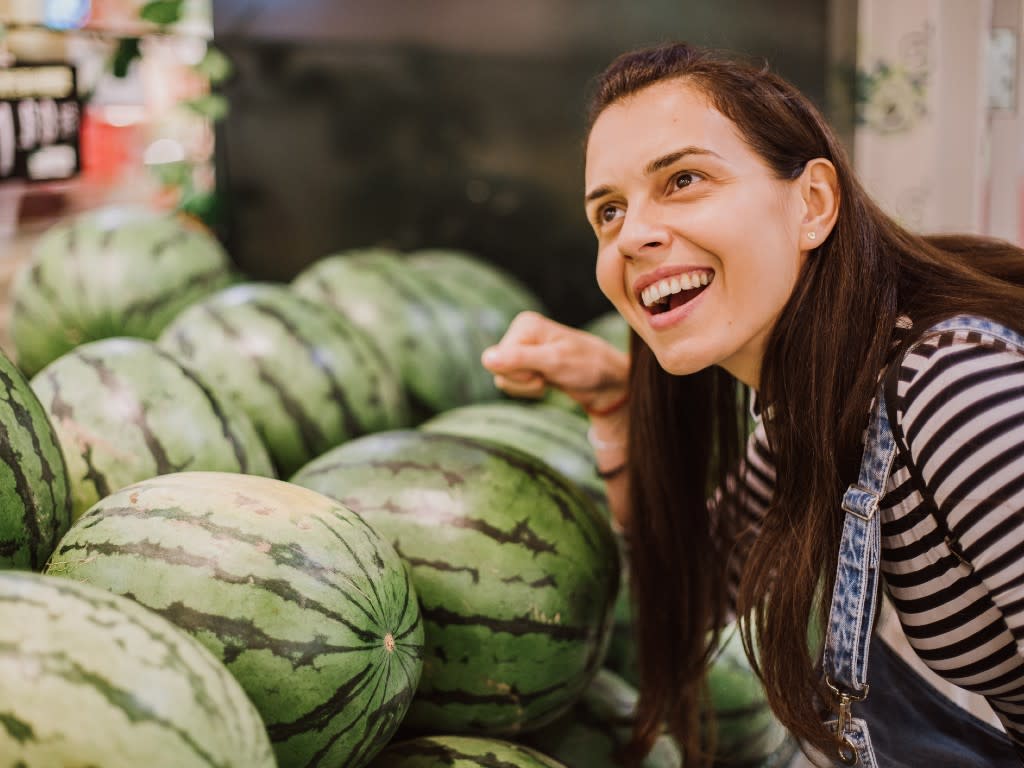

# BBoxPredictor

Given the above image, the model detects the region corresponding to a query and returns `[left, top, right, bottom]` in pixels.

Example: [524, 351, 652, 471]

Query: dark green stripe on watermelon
[0, 350, 71, 571]
[291, 430, 619, 735]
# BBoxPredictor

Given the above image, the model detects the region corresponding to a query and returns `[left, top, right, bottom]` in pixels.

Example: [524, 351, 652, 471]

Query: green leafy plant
[109, 0, 231, 228]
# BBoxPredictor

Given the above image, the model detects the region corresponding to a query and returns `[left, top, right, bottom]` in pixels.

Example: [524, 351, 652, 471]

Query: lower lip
[644, 284, 711, 331]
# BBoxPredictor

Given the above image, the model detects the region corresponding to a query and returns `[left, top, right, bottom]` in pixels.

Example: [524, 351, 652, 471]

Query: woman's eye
[599, 205, 622, 224]
[673, 172, 701, 190]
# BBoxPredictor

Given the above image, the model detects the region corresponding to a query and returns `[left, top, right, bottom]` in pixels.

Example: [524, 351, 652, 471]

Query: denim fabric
[820, 316, 1023, 766]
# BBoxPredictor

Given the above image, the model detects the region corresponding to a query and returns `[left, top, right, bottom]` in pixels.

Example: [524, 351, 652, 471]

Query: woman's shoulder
[891, 314, 1024, 411]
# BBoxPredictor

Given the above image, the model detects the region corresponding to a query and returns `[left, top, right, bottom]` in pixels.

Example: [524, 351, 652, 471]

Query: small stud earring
[807, 231, 817, 241]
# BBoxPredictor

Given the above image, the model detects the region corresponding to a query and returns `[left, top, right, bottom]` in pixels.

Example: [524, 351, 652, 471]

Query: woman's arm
[482, 311, 632, 525]
[888, 329, 1024, 754]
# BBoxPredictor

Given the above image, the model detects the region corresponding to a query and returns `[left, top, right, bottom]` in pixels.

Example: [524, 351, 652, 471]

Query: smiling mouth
[640, 270, 713, 315]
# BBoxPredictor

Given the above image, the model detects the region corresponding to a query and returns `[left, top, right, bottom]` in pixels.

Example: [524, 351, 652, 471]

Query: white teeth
[641, 271, 713, 308]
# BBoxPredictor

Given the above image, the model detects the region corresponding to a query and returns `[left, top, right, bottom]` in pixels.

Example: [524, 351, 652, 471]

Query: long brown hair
[589, 42, 1024, 764]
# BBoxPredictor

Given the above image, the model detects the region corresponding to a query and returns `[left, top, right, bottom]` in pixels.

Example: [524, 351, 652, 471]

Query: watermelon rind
[0, 570, 275, 768]
[0, 348, 72, 571]
[45, 471, 424, 768]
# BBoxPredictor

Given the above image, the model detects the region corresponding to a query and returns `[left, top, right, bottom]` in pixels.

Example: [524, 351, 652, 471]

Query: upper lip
[633, 266, 714, 301]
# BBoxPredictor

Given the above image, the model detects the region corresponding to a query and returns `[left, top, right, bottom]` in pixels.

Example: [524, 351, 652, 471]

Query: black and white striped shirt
[728, 320, 1024, 753]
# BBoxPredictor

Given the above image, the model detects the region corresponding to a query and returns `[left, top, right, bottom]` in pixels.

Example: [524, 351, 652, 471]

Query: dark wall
[213, 1, 830, 326]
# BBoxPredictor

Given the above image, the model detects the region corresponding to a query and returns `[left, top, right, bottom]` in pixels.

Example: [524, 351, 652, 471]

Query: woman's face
[585, 79, 810, 388]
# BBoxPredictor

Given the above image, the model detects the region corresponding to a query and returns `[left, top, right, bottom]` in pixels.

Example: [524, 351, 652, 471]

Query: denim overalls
[819, 316, 1023, 767]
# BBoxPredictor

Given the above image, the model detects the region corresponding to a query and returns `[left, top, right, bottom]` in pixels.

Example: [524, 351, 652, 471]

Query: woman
[481, 42, 1024, 767]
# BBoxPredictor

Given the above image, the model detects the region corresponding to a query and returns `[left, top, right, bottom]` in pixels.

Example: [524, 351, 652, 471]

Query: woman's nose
[617, 203, 669, 259]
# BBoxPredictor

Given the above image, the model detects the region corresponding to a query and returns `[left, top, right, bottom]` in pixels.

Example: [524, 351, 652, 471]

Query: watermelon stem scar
[384, 632, 395, 652]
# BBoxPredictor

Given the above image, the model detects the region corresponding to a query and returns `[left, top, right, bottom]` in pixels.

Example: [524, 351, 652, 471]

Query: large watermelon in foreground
[0, 571, 275, 767]
[159, 282, 409, 476]
[30, 337, 274, 521]
[46, 472, 424, 768]
[9, 207, 235, 376]
[291, 430, 619, 735]
[369, 736, 566, 768]
[0, 348, 71, 570]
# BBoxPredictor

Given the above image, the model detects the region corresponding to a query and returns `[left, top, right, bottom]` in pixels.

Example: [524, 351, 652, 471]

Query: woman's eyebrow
[645, 146, 721, 175]
[585, 146, 723, 203]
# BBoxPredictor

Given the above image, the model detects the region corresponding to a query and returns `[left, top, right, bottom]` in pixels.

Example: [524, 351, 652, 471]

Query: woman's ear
[799, 158, 839, 250]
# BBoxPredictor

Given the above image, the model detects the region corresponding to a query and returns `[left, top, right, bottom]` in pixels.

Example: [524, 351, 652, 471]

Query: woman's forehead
[585, 81, 748, 180]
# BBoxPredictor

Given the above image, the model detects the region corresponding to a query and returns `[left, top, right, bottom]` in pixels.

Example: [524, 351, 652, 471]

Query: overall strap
[821, 386, 898, 765]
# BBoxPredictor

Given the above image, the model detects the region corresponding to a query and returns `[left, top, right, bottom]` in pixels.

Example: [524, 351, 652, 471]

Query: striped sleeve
[892, 329, 1024, 751]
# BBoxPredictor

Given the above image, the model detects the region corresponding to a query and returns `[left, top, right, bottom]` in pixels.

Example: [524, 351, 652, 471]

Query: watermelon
[369, 736, 567, 768]
[419, 401, 605, 514]
[290, 430, 619, 735]
[291, 249, 411, 376]
[158, 282, 409, 476]
[419, 401, 631, 684]
[9, 207, 235, 377]
[521, 669, 681, 768]
[705, 624, 795, 766]
[29, 337, 274, 522]
[0, 570, 275, 767]
[0, 348, 71, 570]
[406, 249, 545, 412]
[45, 471, 424, 768]
[294, 249, 526, 421]
[406, 249, 543, 322]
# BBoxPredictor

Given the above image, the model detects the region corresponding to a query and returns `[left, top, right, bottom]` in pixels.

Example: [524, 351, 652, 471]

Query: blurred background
[0, 0, 1021, 347]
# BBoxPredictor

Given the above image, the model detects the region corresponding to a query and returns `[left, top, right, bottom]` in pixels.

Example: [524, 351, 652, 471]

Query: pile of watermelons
[0, 207, 797, 768]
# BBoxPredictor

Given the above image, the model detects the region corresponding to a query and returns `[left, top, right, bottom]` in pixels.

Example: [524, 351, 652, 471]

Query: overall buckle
[825, 676, 869, 765]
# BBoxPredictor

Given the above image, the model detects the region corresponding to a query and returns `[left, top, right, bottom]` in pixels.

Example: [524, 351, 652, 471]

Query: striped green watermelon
[520, 669, 681, 768]
[294, 249, 522, 420]
[407, 249, 545, 411]
[369, 736, 566, 768]
[0, 348, 71, 570]
[45, 471, 424, 768]
[706, 624, 795, 766]
[158, 282, 409, 476]
[291, 248, 411, 376]
[290, 430, 619, 735]
[0, 571, 275, 767]
[419, 401, 631, 684]
[407, 249, 543, 322]
[419, 401, 605, 514]
[9, 207, 235, 377]
[29, 337, 274, 521]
